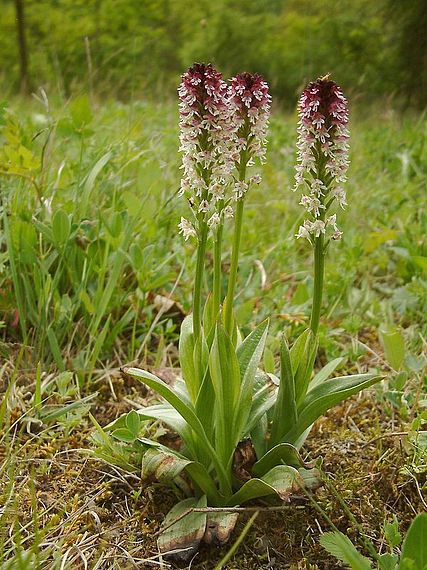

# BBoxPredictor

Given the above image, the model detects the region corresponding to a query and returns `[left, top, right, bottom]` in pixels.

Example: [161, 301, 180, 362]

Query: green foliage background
[0, 0, 426, 106]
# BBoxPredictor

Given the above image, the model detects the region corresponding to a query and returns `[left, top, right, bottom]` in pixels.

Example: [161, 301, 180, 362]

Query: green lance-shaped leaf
[193, 330, 210, 398]
[157, 496, 208, 562]
[245, 393, 277, 436]
[383, 515, 402, 550]
[252, 442, 302, 477]
[195, 367, 215, 442]
[228, 465, 303, 506]
[41, 392, 97, 422]
[378, 553, 399, 570]
[111, 428, 136, 443]
[294, 330, 318, 405]
[245, 371, 275, 433]
[202, 293, 216, 342]
[141, 446, 220, 504]
[237, 320, 269, 391]
[400, 513, 427, 570]
[282, 373, 383, 446]
[244, 371, 276, 455]
[320, 531, 373, 570]
[309, 357, 345, 390]
[270, 337, 298, 448]
[234, 319, 269, 439]
[251, 412, 269, 460]
[123, 367, 232, 495]
[209, 324, 241, 468]
[105, 403, 188, 440]
[79, 150, 113, 216]
[179, 315, 198, 402]
[289, 328, 311, 374]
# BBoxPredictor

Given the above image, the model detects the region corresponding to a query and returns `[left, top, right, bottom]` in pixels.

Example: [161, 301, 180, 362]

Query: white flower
[311, 178, 327, 196]
[295, 222, 312, 240]
[250, 174, 262, 185]
[209, 182, 226, 201]
[207, 212, 221, 230]
[330, 186, 347, 209]
[198, 200, 210, 213]
[326, 213, 337, 228]
[179, 177, 190, 197]
[223, 205, 234, 219]
[178, 217, 197, 241]
[299, 194, 325, 217]
[311, 220, 326, 237]
[233, 181, 249, 200]
[327, 214, 343, 240]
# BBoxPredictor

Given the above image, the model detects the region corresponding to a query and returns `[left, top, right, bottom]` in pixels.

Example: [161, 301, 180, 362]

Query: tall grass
[0, 98, 425, 382]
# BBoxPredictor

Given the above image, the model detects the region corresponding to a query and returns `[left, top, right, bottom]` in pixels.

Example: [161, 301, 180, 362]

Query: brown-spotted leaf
[142, 447, 190, 484]
[203, 512, 239, 545]
[158, 496, 207, 562]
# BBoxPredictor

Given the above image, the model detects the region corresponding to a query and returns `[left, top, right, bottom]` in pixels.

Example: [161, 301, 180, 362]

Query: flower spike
[228, 73, 271, 199]
[178, 63, 234, 236]
[294, 75, 349, 242]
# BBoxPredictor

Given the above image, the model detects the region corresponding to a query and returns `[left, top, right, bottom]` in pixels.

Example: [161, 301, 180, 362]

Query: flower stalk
[310, 233, 325, 336]
[212, 218, 224, 321]
[193, 220, 208, 341]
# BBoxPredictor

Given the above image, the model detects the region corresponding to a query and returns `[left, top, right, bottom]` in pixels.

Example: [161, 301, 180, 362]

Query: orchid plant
[92, 66, 382, 557]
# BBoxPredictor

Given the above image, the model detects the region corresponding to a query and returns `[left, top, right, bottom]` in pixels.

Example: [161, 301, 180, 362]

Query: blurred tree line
[0, 0, 425, 106]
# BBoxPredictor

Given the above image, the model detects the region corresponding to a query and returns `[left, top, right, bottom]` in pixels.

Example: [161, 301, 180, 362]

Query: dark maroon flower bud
[228, 73, 271, 176]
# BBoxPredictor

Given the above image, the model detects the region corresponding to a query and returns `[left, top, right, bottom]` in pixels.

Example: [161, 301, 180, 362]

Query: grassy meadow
[0, 94, 426, 568]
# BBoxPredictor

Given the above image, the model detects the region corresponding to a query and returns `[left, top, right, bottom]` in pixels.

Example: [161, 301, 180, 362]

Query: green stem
[309, 233, 325, 337]
[223, 200, 243, 335]
[223, 158, 247, 336]
[212, 221, 224, 319]
[193, 221, 208, 342]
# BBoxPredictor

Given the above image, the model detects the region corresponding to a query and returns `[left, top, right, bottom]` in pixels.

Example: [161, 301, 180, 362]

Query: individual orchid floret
[229, 73, 271, 188]
[223, 205, 234, 219]
[233, 181, 249, 201]
[207, 212, 221, 230]
[178, 63, 234, 233]
[249, 174, 262, 185]
[294, 75, 349, 242]
[178, 217, 197, 241]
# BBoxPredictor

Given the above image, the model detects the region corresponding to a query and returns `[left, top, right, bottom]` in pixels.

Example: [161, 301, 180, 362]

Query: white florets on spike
[178, 217, 197, 241]
[294, 76, 349, 242]
[178, 63, 235, 237]
[228, 72, 271, 198]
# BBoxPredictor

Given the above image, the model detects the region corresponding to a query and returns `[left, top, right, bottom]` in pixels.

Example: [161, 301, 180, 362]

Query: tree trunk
[14, 0, 30, 94]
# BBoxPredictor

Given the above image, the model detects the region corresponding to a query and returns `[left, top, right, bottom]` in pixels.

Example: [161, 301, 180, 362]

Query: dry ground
[1, 358, 425, 570]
